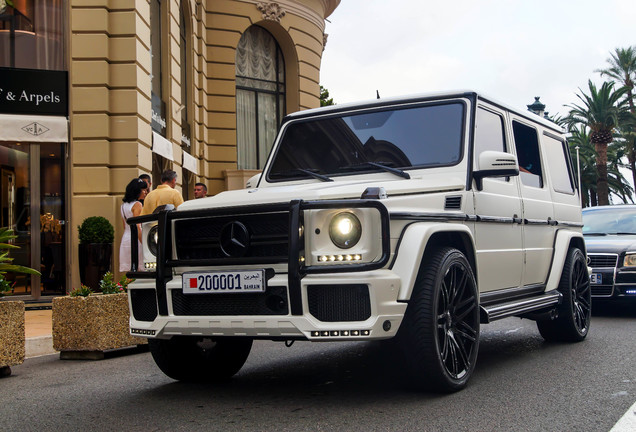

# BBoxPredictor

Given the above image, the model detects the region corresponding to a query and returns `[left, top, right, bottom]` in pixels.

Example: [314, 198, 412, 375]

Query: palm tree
[566, 80, 628, 205]
[596, 46, 636, 188]
[568, 126, 633, 206]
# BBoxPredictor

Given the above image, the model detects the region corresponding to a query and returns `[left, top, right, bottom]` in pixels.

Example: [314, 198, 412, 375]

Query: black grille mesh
[588, 254, 618, 268]
[171, 286, 288, 316]
[173, 212, 289, 261]
[130, 289, 158, 322]
[307, 284, 371, 322]
[591, 286, 613, 296]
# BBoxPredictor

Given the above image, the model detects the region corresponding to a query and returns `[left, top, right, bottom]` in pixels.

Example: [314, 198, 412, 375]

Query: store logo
[22, 122, 50, 136]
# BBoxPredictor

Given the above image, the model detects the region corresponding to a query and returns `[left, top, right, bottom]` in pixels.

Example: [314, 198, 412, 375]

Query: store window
[179, 1, 193, 199]
[150, 0, 165, 136]
[236, 26, 285, 169]
[0, 0, 65, 70]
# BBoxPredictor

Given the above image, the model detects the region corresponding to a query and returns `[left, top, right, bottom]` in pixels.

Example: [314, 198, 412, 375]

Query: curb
[25, 336, 57, 358]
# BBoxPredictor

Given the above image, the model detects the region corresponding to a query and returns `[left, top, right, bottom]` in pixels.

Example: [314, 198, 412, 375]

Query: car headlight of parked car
[623, 252, 636, 267]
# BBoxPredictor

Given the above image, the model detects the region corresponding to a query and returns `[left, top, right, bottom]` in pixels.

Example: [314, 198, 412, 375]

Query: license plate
[183, 270, 265, 294]
[590, 273, 602, 284]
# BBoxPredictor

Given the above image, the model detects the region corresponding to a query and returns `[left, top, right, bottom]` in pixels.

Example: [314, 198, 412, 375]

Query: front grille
[130, 289, 158, 321]
[591, 285, 613, 296]
[171, 286, 288, 316]
[307, 284, 371, 322]
[588, 254, 618, 268]
[174, 211, 289, 262]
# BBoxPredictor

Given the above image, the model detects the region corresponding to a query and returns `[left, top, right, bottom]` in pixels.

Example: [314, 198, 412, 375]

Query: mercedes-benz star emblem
[219, 221, 250, 257]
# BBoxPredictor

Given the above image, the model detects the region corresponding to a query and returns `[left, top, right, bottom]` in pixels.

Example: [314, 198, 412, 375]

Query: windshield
[267, 102, 465, 181]
[582, 207, 636, 235]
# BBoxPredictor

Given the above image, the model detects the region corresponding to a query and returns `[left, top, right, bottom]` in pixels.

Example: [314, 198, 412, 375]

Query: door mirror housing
[473, 151, 519, 190]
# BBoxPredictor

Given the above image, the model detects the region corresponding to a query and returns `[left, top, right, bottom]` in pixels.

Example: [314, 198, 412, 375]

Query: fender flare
[545, 229, 586, 291]
[392, 223, 476, 302]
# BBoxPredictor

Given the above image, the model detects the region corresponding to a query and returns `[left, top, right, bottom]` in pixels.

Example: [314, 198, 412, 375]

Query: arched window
[236, 26, 285, 169]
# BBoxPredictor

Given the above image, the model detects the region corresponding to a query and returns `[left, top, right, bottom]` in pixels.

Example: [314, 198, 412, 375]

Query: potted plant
[0, 227, 40, 377]
[52, 272, 146, 359]
[78, 216, 114, 292]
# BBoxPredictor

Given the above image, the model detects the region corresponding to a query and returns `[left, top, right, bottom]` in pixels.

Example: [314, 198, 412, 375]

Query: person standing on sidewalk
[141, 170, 184, 215]
[119, 178, 148, 272]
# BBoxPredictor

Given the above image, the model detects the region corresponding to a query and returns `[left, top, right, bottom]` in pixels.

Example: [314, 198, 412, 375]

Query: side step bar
[480, 291, 562, 323]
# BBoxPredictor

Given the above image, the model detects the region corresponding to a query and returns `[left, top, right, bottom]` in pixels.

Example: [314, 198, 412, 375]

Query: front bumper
[589, 266, 636, 299]
[128, 270, 407, 341]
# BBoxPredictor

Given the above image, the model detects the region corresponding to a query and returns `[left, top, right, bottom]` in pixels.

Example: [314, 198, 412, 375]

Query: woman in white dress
[119, 178, 148, 272]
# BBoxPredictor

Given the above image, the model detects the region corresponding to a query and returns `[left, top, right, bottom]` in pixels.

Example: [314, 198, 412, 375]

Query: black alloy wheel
[537, 247, 591, 342]
[398, 247, 480, 393]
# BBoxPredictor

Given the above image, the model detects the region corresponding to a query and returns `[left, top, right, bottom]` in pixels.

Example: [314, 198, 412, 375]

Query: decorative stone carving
[323, 33, 329, 51]
[257, 2, 286, 22]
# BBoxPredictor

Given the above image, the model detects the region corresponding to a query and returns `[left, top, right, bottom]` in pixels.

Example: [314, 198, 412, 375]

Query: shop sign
[0, 67, 68, 116]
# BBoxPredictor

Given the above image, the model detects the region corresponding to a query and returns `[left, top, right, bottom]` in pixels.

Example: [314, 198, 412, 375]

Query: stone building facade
[0, 0, 339, 298]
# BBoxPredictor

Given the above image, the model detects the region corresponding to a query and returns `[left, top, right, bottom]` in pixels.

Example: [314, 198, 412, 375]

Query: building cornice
[235, 0, 339, 32]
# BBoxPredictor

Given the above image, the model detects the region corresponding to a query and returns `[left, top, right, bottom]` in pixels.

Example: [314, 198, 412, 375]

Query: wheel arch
[393, 223, 476, 301]
[545, 229, 586, 291]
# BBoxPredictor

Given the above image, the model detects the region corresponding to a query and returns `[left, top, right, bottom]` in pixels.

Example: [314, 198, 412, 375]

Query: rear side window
[543, 134, 575, 194]
[512, 121, 543, 188]
[474, 107, 506, 170]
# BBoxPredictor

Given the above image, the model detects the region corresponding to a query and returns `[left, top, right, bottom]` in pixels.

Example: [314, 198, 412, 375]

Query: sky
[319, 0, 636, 118]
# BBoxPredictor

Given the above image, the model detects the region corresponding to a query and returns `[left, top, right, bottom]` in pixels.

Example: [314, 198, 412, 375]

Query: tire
[537, 247, 591, 342]
[149, 336, 253, 382]
[397, 247, 480, 393]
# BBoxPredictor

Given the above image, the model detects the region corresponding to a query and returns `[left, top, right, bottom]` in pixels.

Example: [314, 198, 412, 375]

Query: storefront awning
[152, 131, 174, 161]
[0, 114, 68, 142]
[182, 151, 198, 175]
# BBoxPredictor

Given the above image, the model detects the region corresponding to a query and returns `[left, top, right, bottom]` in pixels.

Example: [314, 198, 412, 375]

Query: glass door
[0, 141, 66, 297]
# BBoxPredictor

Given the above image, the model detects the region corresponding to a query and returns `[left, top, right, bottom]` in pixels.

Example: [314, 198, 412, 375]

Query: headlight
[147, 225, 159, 256]
[623, 253, 636, 267]
[329, 212, 362, 249]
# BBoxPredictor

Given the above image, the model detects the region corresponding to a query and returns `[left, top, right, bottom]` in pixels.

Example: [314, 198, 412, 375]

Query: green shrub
[99, 271, 134, 294]
[0, 227, 40, 297]
[78, 216, 114, 244]
[69, 284, 93, 297]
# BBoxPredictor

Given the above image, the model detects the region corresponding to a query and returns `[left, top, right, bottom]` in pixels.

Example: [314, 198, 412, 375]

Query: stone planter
[0, 300, 25, 377]
[52, 293, 146, 359]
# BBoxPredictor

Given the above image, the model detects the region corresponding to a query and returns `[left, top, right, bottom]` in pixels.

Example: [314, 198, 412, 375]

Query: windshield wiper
[340, 162, 411, 179]
[614, 232, 636, 235]
[274, 168, 333, 182]
[583, 232, 608, 236]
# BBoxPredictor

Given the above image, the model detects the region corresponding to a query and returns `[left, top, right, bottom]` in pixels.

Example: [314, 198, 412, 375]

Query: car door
[510, 118, 556, 288]
[472, 105, 524, 292]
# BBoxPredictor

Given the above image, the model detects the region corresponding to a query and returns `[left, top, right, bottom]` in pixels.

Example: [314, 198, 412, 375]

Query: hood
[178, 175, 465, 211]
[584, 235, 636, 254]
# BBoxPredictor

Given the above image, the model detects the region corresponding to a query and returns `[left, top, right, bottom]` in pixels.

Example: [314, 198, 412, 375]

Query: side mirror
[473, 151, 519, 191]
[246, 173, 262, 189]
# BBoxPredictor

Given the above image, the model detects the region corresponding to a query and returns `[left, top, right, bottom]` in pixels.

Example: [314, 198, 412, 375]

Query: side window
[543, 134, 575, 194]
[474, 107, 506, 171]
[512, 121, 543, 188]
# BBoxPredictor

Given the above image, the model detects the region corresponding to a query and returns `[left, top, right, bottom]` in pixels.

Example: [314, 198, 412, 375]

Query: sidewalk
[25, 306, 57, 358]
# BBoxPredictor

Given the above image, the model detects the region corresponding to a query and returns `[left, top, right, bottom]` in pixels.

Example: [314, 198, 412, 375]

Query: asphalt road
[2, 302, 635, 432]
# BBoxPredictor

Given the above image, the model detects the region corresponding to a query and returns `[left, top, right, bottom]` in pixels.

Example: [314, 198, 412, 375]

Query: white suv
[127, 91, 590, 392]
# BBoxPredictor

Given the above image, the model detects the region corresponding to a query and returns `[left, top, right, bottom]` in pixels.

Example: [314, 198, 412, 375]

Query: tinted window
[268, 103, 464, 180]
[512, 121, 543, 188]
[543, 134, 574, 194]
